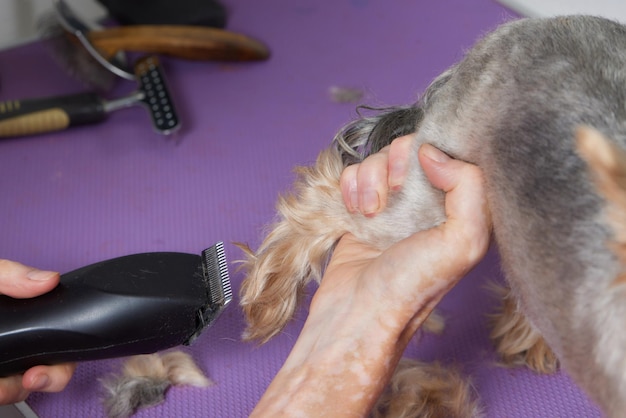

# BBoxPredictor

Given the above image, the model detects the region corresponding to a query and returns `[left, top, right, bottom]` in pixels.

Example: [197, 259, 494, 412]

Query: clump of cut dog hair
[101, 351, 212, 418]
[372, 358, 483, 418]
[328, 85, 365, 104]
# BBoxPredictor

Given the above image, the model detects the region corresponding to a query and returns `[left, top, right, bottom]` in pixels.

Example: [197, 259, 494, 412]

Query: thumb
[0, 260, 60, 298]
[418, 143, 492, 265]
[418, 144, 464, 193]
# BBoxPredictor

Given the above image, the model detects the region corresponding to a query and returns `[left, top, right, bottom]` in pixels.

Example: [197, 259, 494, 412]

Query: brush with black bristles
[38, 0, 270, 91]
[36, 9, 122, 92]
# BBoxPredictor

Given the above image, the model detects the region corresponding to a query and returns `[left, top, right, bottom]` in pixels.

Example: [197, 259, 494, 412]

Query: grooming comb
[0, 55, 178, 137]
[0, 242, 231, 377]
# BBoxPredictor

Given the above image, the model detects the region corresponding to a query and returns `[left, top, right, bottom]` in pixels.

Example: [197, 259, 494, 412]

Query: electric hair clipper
[0, 242, 231, 377]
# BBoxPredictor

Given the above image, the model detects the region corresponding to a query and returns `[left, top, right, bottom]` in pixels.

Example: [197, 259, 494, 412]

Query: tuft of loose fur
[101, 351, 212, 418]
[160, 351, 212, 387]
[372, 359, 482, 418]
[328, 86, 364, 104]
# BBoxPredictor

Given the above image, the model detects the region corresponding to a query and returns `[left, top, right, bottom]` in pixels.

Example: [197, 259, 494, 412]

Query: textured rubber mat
[0, 0, 601, 416]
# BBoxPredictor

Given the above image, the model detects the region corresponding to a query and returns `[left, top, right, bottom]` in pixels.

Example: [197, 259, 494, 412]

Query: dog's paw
[488, 283, 559, 374]
[371, 358, 482, 418]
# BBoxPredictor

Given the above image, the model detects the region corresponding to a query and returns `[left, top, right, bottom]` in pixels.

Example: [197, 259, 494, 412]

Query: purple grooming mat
[0, 0, 601, 416]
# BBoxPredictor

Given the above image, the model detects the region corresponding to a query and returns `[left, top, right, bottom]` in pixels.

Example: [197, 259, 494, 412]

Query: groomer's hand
[341, 134, 414, 216]
[253, 141, 492, 417]
[0, 260, 76, 404]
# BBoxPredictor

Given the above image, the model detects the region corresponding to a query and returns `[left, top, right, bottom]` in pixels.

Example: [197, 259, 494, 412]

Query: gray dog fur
[343, 15, 626, 415]
[241, 15, 626, 416]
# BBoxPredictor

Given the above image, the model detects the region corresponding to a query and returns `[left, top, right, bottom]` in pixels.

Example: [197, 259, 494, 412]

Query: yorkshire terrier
[239, 15, 626, 417]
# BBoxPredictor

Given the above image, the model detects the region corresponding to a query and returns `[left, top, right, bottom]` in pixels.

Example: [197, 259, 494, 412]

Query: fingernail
[349, 189, 359, 212]
[27, 269, 57, 281]
[30, 374, 50, 391]
[389, 160, 407, 189]
[362, 189, 380, 215]
[421, 144, 450, 164]
[347, 177, 359, 212]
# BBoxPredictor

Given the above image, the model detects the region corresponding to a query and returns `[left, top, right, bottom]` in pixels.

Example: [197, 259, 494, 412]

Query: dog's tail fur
[238, 105, 424, 342]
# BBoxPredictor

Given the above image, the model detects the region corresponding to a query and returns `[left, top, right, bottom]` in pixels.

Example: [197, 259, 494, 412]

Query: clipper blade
[188, 242, 232, 343]
[202, 242, 232, 307]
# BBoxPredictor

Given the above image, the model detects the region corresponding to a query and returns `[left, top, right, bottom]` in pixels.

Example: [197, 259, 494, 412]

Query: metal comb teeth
[134, 56, 180, 135]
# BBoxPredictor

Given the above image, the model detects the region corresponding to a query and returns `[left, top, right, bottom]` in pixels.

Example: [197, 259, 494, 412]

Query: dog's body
[241, 16, 626, 416]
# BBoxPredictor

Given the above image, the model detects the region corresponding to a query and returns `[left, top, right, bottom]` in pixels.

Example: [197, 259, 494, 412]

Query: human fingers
[340, 163, 361, 213]
[0, 259, 60, 299]
[0, 375, 29, 404]
[22, 363, 76, 393]
[339, 134, 414, 216]
[0, 363, 76, 405]
[338, 144, 490, 294]
[364, 144, 490, 301]
[354, 148, 490, 334]
[318, 145, 489, 342]
[418, 143, 492, 274]
[387, 134, 414, 189]
[340, 149, 390, 215]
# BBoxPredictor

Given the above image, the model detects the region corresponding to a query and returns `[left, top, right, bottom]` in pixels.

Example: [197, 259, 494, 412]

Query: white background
[496, 0, 626, 22]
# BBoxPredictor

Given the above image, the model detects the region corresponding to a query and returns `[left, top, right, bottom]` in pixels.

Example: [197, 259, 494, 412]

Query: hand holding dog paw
[0, 260, 76, 405]
[324, 143, 491, 342]
[253, 145, 491, 417]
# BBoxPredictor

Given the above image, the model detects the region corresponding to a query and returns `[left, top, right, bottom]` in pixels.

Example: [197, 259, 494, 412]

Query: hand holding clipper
[0, 242, 231, 377]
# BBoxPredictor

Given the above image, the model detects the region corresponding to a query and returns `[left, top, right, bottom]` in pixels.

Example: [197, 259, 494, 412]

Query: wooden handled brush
[88, 25, 271, 62]
[41, 0, 271, 90]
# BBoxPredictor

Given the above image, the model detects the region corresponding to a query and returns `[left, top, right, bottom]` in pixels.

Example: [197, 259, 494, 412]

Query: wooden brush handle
[0, 109, 69, 137]
[0, 93, 106, 137]
[88, 25, 270, 62]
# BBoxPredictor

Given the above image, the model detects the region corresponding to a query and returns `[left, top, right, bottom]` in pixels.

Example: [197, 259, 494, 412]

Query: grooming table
[0, 0, 602, 416]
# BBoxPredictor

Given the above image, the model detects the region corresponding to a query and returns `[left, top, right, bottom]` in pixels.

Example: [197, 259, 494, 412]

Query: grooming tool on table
[0, 242, 232, 377]
[49, 0, 270, 85]
[0, 55, 178, 137]
[0, 2, 182, 138]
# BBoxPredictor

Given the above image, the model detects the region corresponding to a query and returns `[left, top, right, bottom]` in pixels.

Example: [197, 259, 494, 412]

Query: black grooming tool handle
[0, 93, 106, 137]
[0, 252, 208, 377]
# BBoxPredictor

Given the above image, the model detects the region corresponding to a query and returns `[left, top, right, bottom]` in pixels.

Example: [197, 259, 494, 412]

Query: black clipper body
[0, 242, 231, 377]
